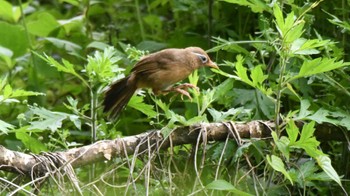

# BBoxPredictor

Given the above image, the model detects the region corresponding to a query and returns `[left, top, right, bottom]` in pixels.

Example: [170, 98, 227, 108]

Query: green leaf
[35, 52, 89, 87]
[307, 108, 344, 125]
[0, 119, 15, 134]
[0, 21, 29, 57]
[0, 45, 14, 68]
[27, 12, 60, 37]
[0, 0, 21, 22]
[58, 15, 83, 34]
[271, 131, 290, 161]
[251, 65, 267, 87]
[299, 121, 315, 143]
[296, 99, 312, 119]
[273, 4, 284, 36]
[316, 155, 342, 186]
[291, 58, 349, 81]
[235, 55, 254, 87]
[325, 10, 350, 32]
[44, 37, 82, 53]
[0, 83, 45, 103]
[221, 0, 269, 13]
[16, 131, 48, 153]
[285, 19, 304, 44]
[206, 180, 253, 195]
[233, 142, 252, 163]
[286, 120, 298, 144]
[208, 107, 245, 122]
[266, 155, 294, 185]
[128, 96, 157, 118]
[85, 47, 123, 83]
[86, 41, 111, 50]
[28, 106, 74, 132]
[293, 121, 323, 158]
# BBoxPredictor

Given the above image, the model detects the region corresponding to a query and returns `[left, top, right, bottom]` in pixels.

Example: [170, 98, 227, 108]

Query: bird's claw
[176, 83, 199, 92]
[164, 83, 199, 101]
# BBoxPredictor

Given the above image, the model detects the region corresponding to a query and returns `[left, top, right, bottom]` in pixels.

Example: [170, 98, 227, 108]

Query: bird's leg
[161, 83, 199, 100]
[176, 83, 200, 93]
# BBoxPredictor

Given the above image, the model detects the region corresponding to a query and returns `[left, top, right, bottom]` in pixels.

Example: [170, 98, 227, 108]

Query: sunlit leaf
[0, 22, 29, 57]
[291, 58, 349, 81]
[0, 119, 15, 134]
[316, 155, 342, 186]
[221, 0, 269, 13]
[27, 12, 60, 36]
[286, 120, 299, 144]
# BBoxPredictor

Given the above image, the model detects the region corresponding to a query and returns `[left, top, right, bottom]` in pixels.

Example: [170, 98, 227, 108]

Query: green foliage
[1, 0, 350, 195]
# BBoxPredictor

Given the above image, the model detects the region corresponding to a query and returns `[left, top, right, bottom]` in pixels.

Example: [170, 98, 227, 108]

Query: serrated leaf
[286, 120, 299, 144]
[235, 55, 254, 87]
[291, 58, 349, 81]
[292, 121, 323, 157]
[299, 121, 315, 142]
[85, 47, 123, 83]
[28, 107, 69, 132]
[0, 119, 15, 134]
[128, 96, 157, 118]
[307, 108, 343, 125]
[35, 52, 89, 87]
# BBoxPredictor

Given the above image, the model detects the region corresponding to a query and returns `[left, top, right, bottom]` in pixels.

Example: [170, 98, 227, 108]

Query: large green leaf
[0, 0, 21, 22]
[28, 106, 80, 132]
[27, 12, 60, 37]
[316, 155, 342, 187]
[0, 22, 29, 57]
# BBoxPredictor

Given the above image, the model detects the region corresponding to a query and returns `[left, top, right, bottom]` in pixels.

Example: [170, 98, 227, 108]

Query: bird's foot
[163, 83, 199, 100]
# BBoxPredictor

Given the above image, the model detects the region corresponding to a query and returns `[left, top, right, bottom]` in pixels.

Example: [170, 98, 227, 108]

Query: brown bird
[103, 47, 218, 117]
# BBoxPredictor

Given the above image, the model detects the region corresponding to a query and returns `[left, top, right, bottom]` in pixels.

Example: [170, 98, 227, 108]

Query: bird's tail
[103, 76, 137, 118]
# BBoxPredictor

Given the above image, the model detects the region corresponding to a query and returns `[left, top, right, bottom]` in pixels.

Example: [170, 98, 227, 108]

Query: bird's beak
[206, 61, 219, 69]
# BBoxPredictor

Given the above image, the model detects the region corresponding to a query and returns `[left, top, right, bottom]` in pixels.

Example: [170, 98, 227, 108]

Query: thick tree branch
[0, 121, 347, 177]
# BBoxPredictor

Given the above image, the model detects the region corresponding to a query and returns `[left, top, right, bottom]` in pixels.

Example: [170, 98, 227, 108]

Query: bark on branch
[0, 121, 346, 177]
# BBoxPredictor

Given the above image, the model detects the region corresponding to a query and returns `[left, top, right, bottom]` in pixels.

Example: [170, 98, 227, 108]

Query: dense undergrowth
[1, 0, 350, 195]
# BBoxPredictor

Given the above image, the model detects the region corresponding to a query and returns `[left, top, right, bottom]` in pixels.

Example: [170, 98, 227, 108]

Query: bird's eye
[192, 52, 208, 64]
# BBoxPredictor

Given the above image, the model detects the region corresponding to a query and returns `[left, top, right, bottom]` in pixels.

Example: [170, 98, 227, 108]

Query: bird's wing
[131, 54, 172, 75]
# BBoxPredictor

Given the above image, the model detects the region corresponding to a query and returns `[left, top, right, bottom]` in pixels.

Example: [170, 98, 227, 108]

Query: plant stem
[135, 0, 145, 40]
[275, 51, 288, 137]
[90, 89, 97, 143]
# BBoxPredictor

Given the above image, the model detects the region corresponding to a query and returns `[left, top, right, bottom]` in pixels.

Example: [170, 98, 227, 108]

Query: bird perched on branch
[103, 47, 218, 118]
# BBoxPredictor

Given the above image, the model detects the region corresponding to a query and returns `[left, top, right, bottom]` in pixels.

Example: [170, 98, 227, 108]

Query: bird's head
[186, 47, 218, 69]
